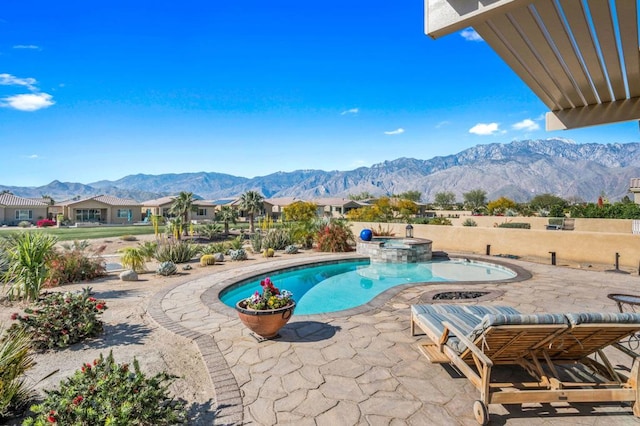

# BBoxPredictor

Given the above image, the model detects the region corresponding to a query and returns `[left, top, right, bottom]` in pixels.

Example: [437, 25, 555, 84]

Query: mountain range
[3, 138, 640, 203]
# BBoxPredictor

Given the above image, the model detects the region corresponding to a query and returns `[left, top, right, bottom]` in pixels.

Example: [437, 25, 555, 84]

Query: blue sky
[1, 1, 639, 187]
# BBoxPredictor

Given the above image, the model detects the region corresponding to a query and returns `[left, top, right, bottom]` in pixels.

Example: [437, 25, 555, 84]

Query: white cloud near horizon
[341, 108, 359, 115]
[512, 118, 540, 131]
[384, 128, 405, 135]
[460, 28, 483, 42]
[0, 73, 37, 91]
[469, 122, 500, 135]
[13, 44, 40, 50]
[1, 93, 54, 111]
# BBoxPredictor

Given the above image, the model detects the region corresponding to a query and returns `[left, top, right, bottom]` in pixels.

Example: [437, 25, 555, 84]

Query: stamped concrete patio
[147, 253, 640, 425]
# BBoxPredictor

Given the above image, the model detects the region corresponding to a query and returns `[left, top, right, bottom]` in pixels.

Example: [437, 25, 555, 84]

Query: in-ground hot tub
[356, 237, 432, 263]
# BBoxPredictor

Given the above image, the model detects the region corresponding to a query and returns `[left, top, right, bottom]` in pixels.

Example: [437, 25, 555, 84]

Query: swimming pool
[219, 258, 517, 315]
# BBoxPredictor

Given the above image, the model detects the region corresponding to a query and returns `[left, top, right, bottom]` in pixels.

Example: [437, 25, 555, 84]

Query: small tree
[529, 193, 567, 211]
[487, 197, 517, 215]
[240, 191, 264, 233]
[216, 206, 238, 236]
[397, 190, 422, 202]
[169, 192, 197, 237]
[283, 201, 318, 222]
[434, 191, 456, 210]
[463, 189, 487, 211]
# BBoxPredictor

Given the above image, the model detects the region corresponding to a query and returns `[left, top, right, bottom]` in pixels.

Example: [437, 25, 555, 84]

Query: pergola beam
[425, 0, 530, 39]
[546, 98, 640, 130]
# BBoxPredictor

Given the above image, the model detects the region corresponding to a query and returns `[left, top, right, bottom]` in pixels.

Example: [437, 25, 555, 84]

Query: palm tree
[239, 191, 264, 234]
[169, 192, 197, 237]
[216, 206, 238, 236]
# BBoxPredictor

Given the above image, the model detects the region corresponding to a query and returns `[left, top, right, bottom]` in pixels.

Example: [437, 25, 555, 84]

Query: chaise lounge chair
[410, 304, 640, 424]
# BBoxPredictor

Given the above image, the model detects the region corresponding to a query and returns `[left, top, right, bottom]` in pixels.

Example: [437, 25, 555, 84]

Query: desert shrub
[250, 232, 263, 253]
[45, 244, 106, 287]
[227, 236, 244, 250]
[0, 324, 36, 421]
[315, 219, 354, 253]
[371, 224, 395, 236]
[22, 351, 185, 426]
[9, 287, 107, 351]
[284, 244, 299, 254]
[156, 261, 177, 276]
[18, 221, 31, 228]
[2, 232, 58, 301]
[120, 247, 147, 273]
[198, 223, 222, 240]
[154, 241, 198, 264]
[462, 218, 477, 227]
[118, 234, 137, 242]
[497, 222, 531, 229]
[262, 228, 292, 250]
[36, 219, 55, 228]
[200, 254, 216, 266]
[229, 249, 248, 261]
[137, 241, 158, 261]
[429, 217, 453, 225]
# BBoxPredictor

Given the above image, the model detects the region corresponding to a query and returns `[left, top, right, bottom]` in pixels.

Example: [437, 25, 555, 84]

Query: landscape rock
[119, 269, 138, 281]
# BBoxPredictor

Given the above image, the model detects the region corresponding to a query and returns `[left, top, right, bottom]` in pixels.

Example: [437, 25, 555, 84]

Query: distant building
[140, 196, 217, 222]
[0, 193, 49, 226]
[52, 195, 141, 225]
[630, 179, 640, 204]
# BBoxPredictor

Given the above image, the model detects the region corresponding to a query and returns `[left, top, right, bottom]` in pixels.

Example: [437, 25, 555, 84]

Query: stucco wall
[447, 216, 635, 233]
[352, 221, 640, 268]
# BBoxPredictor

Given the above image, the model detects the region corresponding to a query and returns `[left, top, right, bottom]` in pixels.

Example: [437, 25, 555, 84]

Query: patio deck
[147, 253, 640, 425]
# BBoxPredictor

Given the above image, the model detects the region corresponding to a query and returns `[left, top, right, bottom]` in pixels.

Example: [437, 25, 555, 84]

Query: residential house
[140, 196, 217, 222]
[52, 195, 141, 225]
[0, 193, 50, 226]
[312, 198, 365, 218]
[263, 197, 304, 221]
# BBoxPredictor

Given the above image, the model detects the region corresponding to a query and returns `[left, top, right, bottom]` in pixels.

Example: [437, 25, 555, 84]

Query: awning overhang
[425, 0, 640, 130]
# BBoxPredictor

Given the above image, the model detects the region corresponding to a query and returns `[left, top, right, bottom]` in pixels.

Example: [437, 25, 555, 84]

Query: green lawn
[0, 225, 161, 241]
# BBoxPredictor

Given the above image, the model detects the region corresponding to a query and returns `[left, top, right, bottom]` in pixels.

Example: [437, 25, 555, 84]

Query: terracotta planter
[235, 300, 296, 339]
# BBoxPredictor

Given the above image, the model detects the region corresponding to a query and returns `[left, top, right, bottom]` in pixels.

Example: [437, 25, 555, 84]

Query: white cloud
[341, 108, 359, 115]
[469, 122, 500, 135]
[25, 154, 40, 159]
[384, 128, 405, 135]
[1, 93, 54, 111]
[0, 73, 37, 91]
[435, 120, 450, 129]
[512, 118, 540, 131]
[460, 28, 483, 42]
[13, 44, 40, 50]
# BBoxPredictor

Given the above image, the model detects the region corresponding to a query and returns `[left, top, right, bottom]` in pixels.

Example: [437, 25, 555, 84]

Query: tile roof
[0, 193, 49, 207]
[264, 197, 304, 206]
[140, 196, 175, 206]
[56, 195, 139, 206]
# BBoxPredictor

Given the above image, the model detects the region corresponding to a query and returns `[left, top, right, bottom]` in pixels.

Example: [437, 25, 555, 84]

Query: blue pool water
[219, 258, 516, 315]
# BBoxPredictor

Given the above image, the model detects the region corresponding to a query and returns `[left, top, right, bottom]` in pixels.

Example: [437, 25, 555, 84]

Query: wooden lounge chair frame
[411, 310, 640, 425]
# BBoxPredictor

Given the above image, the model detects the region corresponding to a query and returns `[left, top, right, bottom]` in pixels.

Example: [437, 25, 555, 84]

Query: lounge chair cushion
[566, 312, 640, 325]
[411, 304, 521, 351]
[457, 313, 569, 353]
